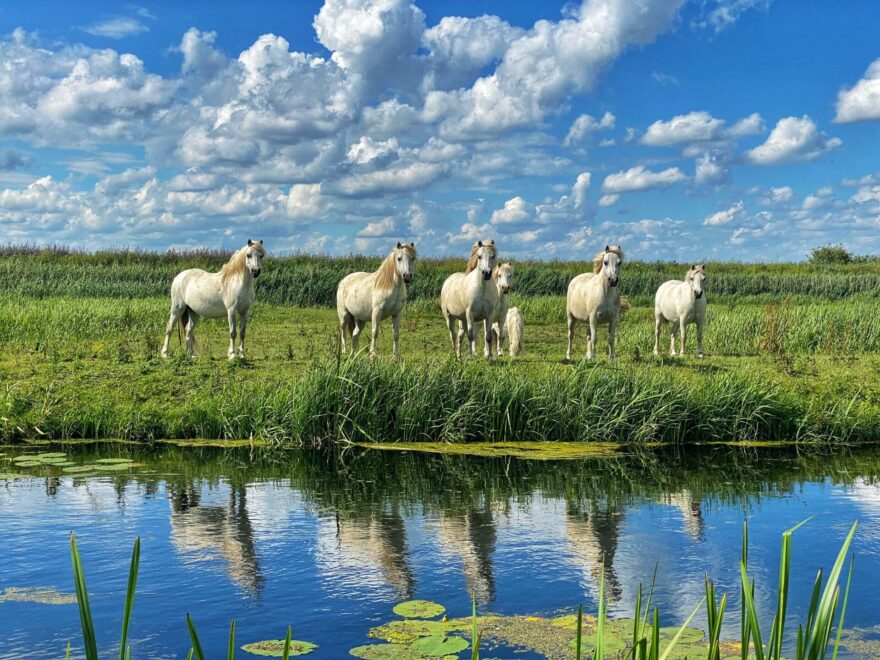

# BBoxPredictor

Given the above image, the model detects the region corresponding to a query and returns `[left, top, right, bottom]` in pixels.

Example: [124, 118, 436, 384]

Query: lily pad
[11, 460, 41, 467]
[370, 620, 453, 645]
[36, 452, 67, 459]
[393, 600, 446, 619]
[97, 463, 141, 472]
[569, 631, 627, 657]
[408, 635, 468, 657]
[658, 626, 704, 644]
[0, 587, 77, 605]
[0, 473, 26, 479]
[350, 644, 422, 659]
[62, 465, 102, 473]
[241, 639, 317, 656]
[37, 456, 70, 464]
[95, 458, 136, 464]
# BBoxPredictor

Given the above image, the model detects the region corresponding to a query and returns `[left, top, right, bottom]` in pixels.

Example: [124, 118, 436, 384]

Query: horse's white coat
[505, 307, 524, 357]
[490, 263, 513, 356]
[441, 241, 498, 360]
[566, 245, 624, 360]
[161, 240, 266, 359]
[336, 242, 417, 356]
[654, 264, 707, 357]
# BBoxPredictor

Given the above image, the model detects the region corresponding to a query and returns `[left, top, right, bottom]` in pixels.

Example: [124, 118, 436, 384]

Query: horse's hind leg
[669, 321, 677, 356]
[352, 318, 366, 353]
[185, 311, 199, 358]
[696, 319, 704, 359]
[483, 318, 494, 361]
[679, 318, 688, 356]
[161, 303, 185, 357]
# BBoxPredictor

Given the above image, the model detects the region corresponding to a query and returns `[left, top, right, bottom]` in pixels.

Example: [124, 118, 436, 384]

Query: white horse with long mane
[441, 240, 498, 360]
[336, 241, 417, 356]
[161, 239, 266, 359]
[566, 245, 625, 361]
[490, 262, 513, 357]
[654, 264, 707, 358]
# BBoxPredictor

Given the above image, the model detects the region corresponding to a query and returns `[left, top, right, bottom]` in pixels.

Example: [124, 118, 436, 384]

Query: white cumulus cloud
[602, 165, 687, 194]
[835, 58, 880, 123]
[703, 200, 743, 225]
[746, 116, 842, 165]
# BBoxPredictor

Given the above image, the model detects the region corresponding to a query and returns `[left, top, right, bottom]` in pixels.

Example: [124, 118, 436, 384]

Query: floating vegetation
[349, 643, 454, 659]
[0, 472, 25, 479]
[95, 458, 136, 464]
[11, 459, 41, 467]
[96, 463, 142, 472]
[392, 600, 446, 619]
[359, 442, 625, 460]
[369, 620, 454, 645]
[36, 452, 67, 459]
[240, 639, 318, 656]
[408, 635, 468, 657]
[0, 586, 77, 605]
[62, 465, 102, 473]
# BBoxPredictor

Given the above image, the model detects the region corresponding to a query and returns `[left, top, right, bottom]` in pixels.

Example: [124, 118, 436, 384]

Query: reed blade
[228, 619, 236, 660]
[658, 596, 705, 660]
[119, 536, 140, 660]
[282, 625, 293, 660]
[186, 614, 206, 660]
[70, 532, 99, 660]
[831, 555, 855, 660]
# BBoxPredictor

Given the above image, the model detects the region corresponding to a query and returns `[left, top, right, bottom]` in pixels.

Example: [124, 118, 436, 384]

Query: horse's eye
[397, 256, 402, 261]
[604, 260, 608, 265]
[247, 252, 252, 258]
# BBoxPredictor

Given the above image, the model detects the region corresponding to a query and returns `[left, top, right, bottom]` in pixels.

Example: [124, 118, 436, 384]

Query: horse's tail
[345, 314, 355, 335]
[178, 307, 190, 346]
[619, 297, 631, 316]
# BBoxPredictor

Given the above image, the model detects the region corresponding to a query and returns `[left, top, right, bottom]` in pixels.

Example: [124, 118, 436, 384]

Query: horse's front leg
[588, 314, 598, 360]
[443, 311, 458, 358]
[566, 313, 576, 362]
[370, 308, 381, 357]
[696, 318, 704, 358]
[679, 318, 688, 356]
[493, 322, 505, 357]
[653, 315, 662, 356]
[227, 309, 237, 359]
[608, 314, 618, 360]
[161, 305, 183, 358]
[392, 313, 401, 357]
[465, 310, 476, 357]
[238, 313, 248, 358]
[483, 318, 494, 361]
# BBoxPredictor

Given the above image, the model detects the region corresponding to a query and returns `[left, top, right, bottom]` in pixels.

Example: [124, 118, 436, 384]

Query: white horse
[490, 263, 514, 356]
[654, 264, 707, 358]
[336, 241, 417, 357]
[441, 240, 498, 360]
[505, 307, 524, 357]
[161, 240, 266, 359]
[566, 245, 625, 361]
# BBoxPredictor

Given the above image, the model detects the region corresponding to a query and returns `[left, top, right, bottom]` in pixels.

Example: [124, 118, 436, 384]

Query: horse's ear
[477, 240, 483, 247]
[409, 242, 415, 248]
[258, 240, 263, 246]
[605, 244, 610, 252]
[396, 241, 402, 248]
[488, 239, 495, 245]
[248, 239, 254, 247]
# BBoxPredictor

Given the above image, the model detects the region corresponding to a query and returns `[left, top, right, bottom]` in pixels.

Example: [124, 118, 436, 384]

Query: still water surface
[2, 444, 880, 658]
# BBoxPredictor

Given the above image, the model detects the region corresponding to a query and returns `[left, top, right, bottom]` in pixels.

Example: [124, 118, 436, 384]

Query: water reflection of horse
[168, 484, 264, 596]
[435, 500, 498, 604]
[566, 501, 624, 602]
[318, 502, 415, 601]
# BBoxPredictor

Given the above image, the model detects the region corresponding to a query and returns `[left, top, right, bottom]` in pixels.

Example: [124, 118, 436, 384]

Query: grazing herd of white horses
[161, 239, 707, 361]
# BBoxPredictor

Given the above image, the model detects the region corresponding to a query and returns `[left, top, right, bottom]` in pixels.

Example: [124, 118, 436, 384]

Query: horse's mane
[375, 243, 417, 291]
[465, 241, 496, 274]
[220, 243, 263, 286]
[493, 262, 513, 281]
[592, 245, 625, 274]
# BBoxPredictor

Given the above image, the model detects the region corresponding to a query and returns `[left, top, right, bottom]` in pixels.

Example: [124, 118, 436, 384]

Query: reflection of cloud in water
[663, 490, 705, 541]
[314, 502, 414, 601]
[435, 499, 497, 604]
[169, 485, 263, 596]
[566, 501, 624, 604]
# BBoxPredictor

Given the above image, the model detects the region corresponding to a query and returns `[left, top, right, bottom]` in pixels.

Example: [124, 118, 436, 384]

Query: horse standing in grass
[161, 239, 266, 359]
[654, 264, 707, 358]
[566, 245, 625, 361]
[441, 240, 498, 360]
[505, 307, 524, 357]
[490, 262, 514, 357]
[337, 241, 417, 357]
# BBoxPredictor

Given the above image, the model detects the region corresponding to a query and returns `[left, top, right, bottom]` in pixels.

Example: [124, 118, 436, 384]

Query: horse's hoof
[698, 353, 704, 359]
[652, 350, 659, 356]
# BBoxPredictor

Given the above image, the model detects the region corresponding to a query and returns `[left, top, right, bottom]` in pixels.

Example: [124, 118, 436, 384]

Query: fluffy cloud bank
[835, 58, 880, 123]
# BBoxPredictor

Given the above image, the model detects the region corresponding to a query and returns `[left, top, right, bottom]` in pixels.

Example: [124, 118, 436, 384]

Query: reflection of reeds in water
[316, 501, 414, 600]
[435, 499, 497, 604]
[168, 484, 263, 596]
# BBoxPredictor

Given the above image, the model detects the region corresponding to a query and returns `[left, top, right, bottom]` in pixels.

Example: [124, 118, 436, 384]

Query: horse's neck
[469, 268, 491, 291]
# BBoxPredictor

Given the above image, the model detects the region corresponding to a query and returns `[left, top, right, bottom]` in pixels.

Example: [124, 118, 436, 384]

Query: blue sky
[1, 0, 879, 261]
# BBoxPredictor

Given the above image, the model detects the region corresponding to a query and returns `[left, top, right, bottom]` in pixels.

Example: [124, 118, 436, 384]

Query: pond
[1, 443, 880, 659]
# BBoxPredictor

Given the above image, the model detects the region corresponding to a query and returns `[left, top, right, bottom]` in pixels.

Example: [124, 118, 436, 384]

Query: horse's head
[246, 239, 265, 278]
[395, 241, 417, 284]
[475, 240, 496, 280]
[602, 244, 623, 287]
[688, 264, 706, 299]
[496, 262, 513, 294]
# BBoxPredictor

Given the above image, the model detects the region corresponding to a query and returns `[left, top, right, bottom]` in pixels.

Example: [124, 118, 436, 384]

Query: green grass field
[3, 248, 880, 444]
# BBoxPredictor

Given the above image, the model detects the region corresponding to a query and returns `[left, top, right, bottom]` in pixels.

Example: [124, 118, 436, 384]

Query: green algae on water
[357, 441, 624, 460]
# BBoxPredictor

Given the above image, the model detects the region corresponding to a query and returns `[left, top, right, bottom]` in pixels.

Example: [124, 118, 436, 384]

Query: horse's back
[172, 269, 227, 317]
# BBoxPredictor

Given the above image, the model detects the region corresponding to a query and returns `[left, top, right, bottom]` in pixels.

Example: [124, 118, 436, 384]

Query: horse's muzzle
[251, 268, 261, 278]
[695, 291, 703, 299]
[609, 277, 618, 287]
[501, 286, 510, 294]
[482, 270, 492, 280]
[403, 273, 413, 284]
